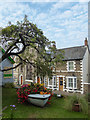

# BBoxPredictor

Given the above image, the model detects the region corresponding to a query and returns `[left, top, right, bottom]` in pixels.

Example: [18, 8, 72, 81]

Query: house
[0, 47, 15, 86]
[46, 38, 90, 94]
[13, 61, 35, 85]
[13, 47, 37, 85]
[13, 38, 90, 94]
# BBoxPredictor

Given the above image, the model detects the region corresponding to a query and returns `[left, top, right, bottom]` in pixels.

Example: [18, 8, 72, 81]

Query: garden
[2, 83, 89, 119]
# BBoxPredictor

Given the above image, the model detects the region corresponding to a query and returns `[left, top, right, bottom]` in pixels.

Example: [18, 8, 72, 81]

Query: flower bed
[16, 83, 53, 104]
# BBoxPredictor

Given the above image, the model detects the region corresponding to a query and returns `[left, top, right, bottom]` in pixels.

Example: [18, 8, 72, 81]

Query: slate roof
[58, 46, 87, 61]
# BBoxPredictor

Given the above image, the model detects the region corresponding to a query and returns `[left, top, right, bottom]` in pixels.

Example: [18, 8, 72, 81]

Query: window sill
[66, 87, 77, 90]
[67, 70, 75, 72]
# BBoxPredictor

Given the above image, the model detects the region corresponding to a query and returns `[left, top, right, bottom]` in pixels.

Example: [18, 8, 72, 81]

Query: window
[26, 64, 32, 80]
[53, 76, 56, 85]
[21, 65, 23, 72]
[67, 61, 75, 71]
[44, 77, 47, 86]
[29, 72, 32, 80]
[48, 78, 50, 85]
[68, 78, 73, 88]
[74, 78, 76, 88]
[67, 77, 77, 89]
[26, 65, 28, 72]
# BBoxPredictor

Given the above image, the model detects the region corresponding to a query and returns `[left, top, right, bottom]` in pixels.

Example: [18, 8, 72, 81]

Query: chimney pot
[85, 38, 88, 46]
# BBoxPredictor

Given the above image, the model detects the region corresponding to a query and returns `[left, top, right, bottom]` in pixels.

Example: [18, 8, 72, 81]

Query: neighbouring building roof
[58, 46, 87, 61]
[0, 46, 15, 64]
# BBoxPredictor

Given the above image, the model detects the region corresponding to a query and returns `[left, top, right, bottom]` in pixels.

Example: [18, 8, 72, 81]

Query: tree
[0, 15, 64, 79]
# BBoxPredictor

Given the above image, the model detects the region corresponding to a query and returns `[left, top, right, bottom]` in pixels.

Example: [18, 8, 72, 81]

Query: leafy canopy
[1, 15, 64, 78]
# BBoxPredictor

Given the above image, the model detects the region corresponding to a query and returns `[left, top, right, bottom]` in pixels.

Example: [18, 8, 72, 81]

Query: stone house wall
[51, 59, 83, 92]
[83, 84, 88, 94]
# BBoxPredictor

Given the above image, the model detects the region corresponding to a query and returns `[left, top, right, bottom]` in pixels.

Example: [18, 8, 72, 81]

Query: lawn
[2, 87, 88, 118]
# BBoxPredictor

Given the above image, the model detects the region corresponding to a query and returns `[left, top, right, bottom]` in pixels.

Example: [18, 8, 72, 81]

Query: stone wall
[83, 84, 88, 94]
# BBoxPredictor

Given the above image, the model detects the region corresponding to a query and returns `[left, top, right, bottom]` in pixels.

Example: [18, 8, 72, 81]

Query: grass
[2, 87, 89, 118]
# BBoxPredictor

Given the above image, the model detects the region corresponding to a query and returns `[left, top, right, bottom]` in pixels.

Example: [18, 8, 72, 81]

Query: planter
[72, 103, 80, 112]
[28, 94, 51, 107]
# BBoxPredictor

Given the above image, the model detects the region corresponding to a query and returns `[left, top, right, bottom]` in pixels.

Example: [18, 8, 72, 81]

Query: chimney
[84, 38, 88, 46]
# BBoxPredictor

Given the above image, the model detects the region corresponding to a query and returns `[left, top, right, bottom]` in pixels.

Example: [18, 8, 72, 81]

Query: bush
[3, 82, 15, 88]
[79, 96, 88, 114]
[85, 93, 90, 102]
[64, 94, 88, 114]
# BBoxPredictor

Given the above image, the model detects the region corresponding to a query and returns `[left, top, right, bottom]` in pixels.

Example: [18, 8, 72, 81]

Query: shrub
[3, 82, 15, 88]
[64, 94, 88, 114]
[85, 93, 90, 102]
[16, 83, 53, 104]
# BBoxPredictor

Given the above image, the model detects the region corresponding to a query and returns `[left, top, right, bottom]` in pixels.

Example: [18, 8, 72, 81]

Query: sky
[0, 1, 88, 49]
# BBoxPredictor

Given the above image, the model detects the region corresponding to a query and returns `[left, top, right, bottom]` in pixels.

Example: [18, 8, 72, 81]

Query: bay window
[67, 77, 77, 89]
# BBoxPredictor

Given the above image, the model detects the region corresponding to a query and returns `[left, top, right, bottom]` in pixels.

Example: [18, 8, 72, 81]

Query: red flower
[35, 90, 37, 93]
[48, 97, 51, 100]
[17, 92, 19, 94]
[47, 101, 51, 104]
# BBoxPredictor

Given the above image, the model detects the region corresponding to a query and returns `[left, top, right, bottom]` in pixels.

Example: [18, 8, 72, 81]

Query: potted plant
[72, 100, 80, 112]
[64, 94, 88, 114]
[70, 94, 81, 112]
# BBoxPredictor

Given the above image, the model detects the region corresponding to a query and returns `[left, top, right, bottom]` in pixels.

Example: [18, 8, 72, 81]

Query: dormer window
[67, 61, 75, 71]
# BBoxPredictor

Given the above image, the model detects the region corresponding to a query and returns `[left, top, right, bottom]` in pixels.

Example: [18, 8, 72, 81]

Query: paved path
[52, 90, 84, 96]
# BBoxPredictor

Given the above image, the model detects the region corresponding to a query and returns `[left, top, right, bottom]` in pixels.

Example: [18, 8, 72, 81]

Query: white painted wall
[88, 48, 90, 83]
[0, 51, 2, 86]
[88, 2, 90, 83]
[88, 2, 90, 52]
[83, 48, 88, 83]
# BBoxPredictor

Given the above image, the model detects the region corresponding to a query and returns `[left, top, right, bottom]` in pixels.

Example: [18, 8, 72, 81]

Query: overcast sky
[0, 1, 88, 49]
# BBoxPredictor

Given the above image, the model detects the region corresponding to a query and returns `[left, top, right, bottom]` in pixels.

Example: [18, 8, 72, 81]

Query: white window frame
[44, 77, 47, 86]
[53, 76, 56, 86]
[66, 76, 77, 89]
[67, 61, 75, 72]
[19, 74, 23, 85]
[48, 78, 50, 86]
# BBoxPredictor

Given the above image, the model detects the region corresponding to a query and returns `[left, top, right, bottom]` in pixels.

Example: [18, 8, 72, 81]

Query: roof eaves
[63, 58, 83, 61]
[57, 45, 85, 51]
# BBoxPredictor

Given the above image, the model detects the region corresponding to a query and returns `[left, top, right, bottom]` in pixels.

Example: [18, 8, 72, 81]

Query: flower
[12, 105, 16, 107]
[47, 101, 51, 104]
[17, 83, 52, 104]
[10, 105, 16, 108]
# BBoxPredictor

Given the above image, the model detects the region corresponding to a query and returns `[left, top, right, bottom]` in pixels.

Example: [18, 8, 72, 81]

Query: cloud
[0, 2, 88, 49]
[0, 0, 89, 2]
